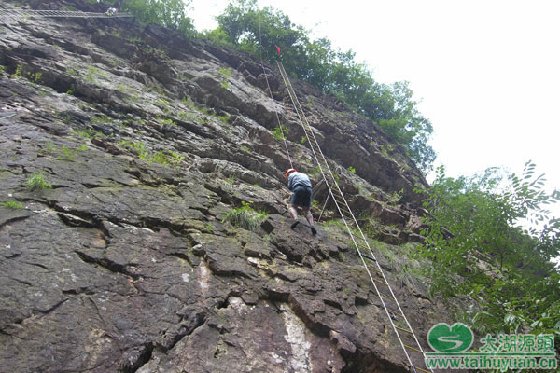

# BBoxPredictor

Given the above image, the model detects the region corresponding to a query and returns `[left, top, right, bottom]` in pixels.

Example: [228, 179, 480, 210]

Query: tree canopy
[419, 162, 560, 336]
[105, 0, 195, 35]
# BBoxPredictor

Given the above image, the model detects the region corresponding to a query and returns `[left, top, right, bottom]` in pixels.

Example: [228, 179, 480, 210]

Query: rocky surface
[0, 1, 450, 372]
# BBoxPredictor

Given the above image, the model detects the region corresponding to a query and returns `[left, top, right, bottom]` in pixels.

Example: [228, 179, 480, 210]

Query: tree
[375, 82, 435, 171]
[121, 0, 194, 36]
[216, 0, 306, 60]
[420, 163, 560, 336]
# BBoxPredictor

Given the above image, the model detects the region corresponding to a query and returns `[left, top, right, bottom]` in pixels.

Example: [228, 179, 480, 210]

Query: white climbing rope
[275, 60, 433, 373]
[257, 21, 293, 169]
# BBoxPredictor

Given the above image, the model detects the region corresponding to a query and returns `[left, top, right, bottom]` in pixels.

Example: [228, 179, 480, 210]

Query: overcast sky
[189, 0, 559, 215]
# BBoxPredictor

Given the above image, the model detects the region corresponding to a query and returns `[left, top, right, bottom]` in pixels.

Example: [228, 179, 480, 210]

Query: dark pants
[290, 186, 312, 208]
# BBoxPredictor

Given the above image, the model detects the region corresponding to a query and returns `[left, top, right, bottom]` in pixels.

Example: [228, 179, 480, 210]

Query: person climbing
[284, 168, 317, 235]
[274, 45, 282, 61]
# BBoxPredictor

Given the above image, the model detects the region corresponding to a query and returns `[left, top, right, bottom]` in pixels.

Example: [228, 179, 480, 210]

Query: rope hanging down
[274, 59, 433, 373]
[256, 22, 293, 169]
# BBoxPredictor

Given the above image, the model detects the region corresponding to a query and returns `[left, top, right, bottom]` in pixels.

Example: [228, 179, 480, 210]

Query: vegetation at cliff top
[101, 0, 195, 35]
[97, 0, 434, 172]
[210, 0, 435, 172]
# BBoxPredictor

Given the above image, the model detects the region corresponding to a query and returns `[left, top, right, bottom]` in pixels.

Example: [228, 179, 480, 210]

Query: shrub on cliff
[222, 202, 267, 232]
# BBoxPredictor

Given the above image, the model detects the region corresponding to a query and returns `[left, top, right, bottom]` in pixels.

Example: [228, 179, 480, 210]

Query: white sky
[189, 0, 560, 216]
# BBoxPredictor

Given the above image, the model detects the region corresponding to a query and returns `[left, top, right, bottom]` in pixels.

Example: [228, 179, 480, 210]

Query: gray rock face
[0, 1, 449, 372]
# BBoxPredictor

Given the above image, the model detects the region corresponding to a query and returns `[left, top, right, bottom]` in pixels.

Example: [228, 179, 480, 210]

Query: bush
[0, 200, 24, 209]
[222, 201, 267, 231]
[119, 140, 183, 166]
[26, 173, 52, 191]
[272, 125, 287, 141]
[419, 162, 560, 335]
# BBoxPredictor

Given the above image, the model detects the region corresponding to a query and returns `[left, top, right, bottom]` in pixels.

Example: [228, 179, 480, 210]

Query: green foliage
[59, 145, 79, 161]
[121, 0, 195, 36]
[322, 218, 347, 231]
[272, 125, 287, 141]
[42, 141, 88, 160]
[156, 97, 171, 112]
[181, 96, 197, 108]
[214, 1, 435, 171]
[116, 82, 133, 95]
[379, 143, 394, 158]
[307, 165, 322, 179]
[222, 201, 267, 232]
[177, 110, 198, 122]
[161, 118, 176, 127]
[13, 68, 43, 83]
[376, 82, 435, 171]
[150, 150, 184, 166]
[119, 139, 149, 158]
[142, 46, 170, 61]
[42, 142, 58, 156]
[216, 114, 230, 124]
[387, 189, 403, 205]
[72, 129, 101, 140]
[66, 67, 79, 77]
[32, 71, 42, 83]
[26, 173, 52, 191]
[0, 200, 24, 209]
[90, 115, 113, 126]
[217, 67, 232, 90]
[118, 140, 183, 166]
[420, 162, 560, 336]
[84, 65, 107, 84]
[217, 0, 304, 58]
[0, 65, 6, 75]
[201, 27, 232, 47]
[347, 166, 356, 174]
[311, 199, 320, 210]
[11, 64, 24, 78]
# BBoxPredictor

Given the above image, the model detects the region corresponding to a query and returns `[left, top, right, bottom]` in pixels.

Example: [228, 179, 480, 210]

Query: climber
[274, 45, 282, 60]
[284, 168, 317, 235]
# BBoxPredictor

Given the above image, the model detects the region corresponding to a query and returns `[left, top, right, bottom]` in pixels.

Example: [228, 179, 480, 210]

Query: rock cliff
[1, 1, 449, 372]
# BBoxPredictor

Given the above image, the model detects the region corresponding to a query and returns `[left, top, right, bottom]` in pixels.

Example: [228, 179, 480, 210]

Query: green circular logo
[427, 323, 473, 353]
